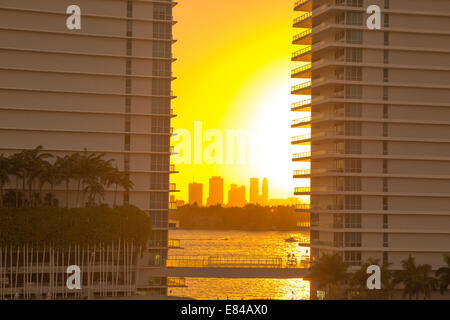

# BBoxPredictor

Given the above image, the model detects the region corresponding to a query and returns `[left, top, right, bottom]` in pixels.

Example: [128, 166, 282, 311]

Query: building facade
[291, 0, 450, 297]
[0, 0, 178, 297]
[228, 184, 246, 207]
[249, 177, 259, 205]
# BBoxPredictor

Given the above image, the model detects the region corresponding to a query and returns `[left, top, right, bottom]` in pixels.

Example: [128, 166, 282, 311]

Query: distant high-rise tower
[261, 178, 268, 205]
[189, 183, 203, 206]
[207, 176, 224, 206]
[249, 177, 259, 204]
[228, 184, 246, 207]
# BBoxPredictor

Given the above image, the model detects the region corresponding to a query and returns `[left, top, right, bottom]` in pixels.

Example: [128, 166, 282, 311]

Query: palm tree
[436, 254, 450, 296]
[55, 154, 77, 208]
[37, 161, 60, 206]
[394, 256, 438, 300]
[0, 154, 10, 207]
[23, 146, 53, 206]
[310, 252, 349, 299]
[9, 151, 27, 207]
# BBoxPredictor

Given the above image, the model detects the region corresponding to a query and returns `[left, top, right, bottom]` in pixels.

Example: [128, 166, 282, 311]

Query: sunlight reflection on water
[168, 230, 310, 300]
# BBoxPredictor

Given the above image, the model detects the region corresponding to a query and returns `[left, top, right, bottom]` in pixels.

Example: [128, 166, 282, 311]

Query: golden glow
[172, 0, 310, 202]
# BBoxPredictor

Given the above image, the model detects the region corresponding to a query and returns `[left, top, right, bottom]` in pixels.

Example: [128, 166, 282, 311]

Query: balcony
[167, 277, 187, 287]
[291, 98, 312, 111]
[294, 187, 311, 195]
[169, 183, 179, 192]
[293, 12, 312, 28]
[291, 116, 312, 128]
[292, 151, 311, 161]
[291, 81, 311, 95]
[294, 0, 312, 12]
[169, 201, 178, 210]
[293, 29, 312, 45]
[293, 169, 311, 178]
[296, 222, 311, 231]
[292, 46, 312, 62]
[291, 133, 311, 145]
[296, 203, 311, 211]
[291, 64, 312, 79]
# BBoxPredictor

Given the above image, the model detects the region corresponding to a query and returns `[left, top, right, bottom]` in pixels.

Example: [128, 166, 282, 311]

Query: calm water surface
[168, 230, 310, 300]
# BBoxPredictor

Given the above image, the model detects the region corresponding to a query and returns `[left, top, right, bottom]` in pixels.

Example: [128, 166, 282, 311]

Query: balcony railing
[293, 12, 312, 25]
[291, 81, 311, 93]
[292, 46, 312, 59]
[293, 169, 311, 177]
[293, 29, 312, 42]
[291, 64, 312, 76]
[294, 0, 312, 10]
[291, 134, 311, 143]
[148, 239, 181, 248]
[291, 116, 312, 127]
[292, 151, 311, 160]
[296, 203, 311, 210]
[291, 99, 312, 110]
[169, 183, 177, 191]
[167, 277, 186, 287]
[294, 187, 311, 194]
[169, 201, 178, 210]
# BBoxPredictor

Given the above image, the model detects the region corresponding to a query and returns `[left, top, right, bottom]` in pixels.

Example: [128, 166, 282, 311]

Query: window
[384, 14, 390, 27]
[124, 134, 131, 151]
[152, 79, 171, 96]
[127, 0, 133, 17]
[383, 87, 389, 100]
[383, 123, 388, 137]
[151, 117, 170, 134]
[383, 214, 389, 229]
[383, 233, 389, 247]
[345, 158, 362, 173]
[153, 23, 171, 39]
[344, 232, 362, 247]
[336, 0, 363, 7]
[124, 154, 130, 171]
[383, 141, 388, 155]
[346, 30, 363, 44]
[311, 231, 320, 240]
[344, 251, 362, 266]
[345, 67, 362, 81]
[345, 195, 362, 210]
[335, 31, 345, 42]
[383, 196, 388, 210]
[344, 176, 361, 192]
[383, 177, 388, 192]
[383, 159, 388, 174]
[345, 140, 362, 154]
[126, 20, 133, 37]
[345, 121, 362, 136]
[125, 96, 131, 113]
[153, 42, 171, 58]
[384, 50, 389, 64]
[346, 48, 362, 62]
[383, 252, 389, 264]
[311, 213, 320, 226]
[150, 192, 169, 209]
[334, 214, 344, 228]
[346, 12, 363, 26]
[345, 103, 362, 117]
[151, 155, 169, 171]
[153, 4, 171, 20]
[152, 98, 170, 114]
[151, 135, 170, 152]
[149, 173, 169, 190]
[384, 0, 390, 9]
[153, 61, 171, 77]
[125, 115, 131, 132]
[345, 85, 362, 99]
[384, 32, 389, 45]
[344, 213, 362, 228]
[383, 104, 389, 119]
[334, 232, 344, 247]
[125, 77, 132, 93]
[383, 68, 389, 82]
[126, 39, 132, 56]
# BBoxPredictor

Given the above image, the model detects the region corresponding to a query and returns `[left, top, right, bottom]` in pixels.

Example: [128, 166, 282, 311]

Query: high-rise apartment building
[228, 184, 246, 207]
[0, 0, 178, 297]
[291, 0, 450, 298]
[207, 176, 224, 206]
[249, 177, 260, 204]
[261, 177, 269, 205]
[189, 182, 203, 206]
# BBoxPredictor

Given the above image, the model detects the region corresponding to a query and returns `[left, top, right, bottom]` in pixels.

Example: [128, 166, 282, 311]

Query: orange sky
[171, 0, 310, 203]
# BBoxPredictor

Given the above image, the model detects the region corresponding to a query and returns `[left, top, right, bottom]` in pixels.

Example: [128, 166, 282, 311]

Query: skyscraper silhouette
[189, 182, 203, 206]
[261, 177, 268, 205]
[207, 176, 224, 206]
[249, 177, 259, 204]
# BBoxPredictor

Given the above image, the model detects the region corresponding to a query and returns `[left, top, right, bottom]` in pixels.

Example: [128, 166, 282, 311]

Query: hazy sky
[171, 0, 310, 202]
